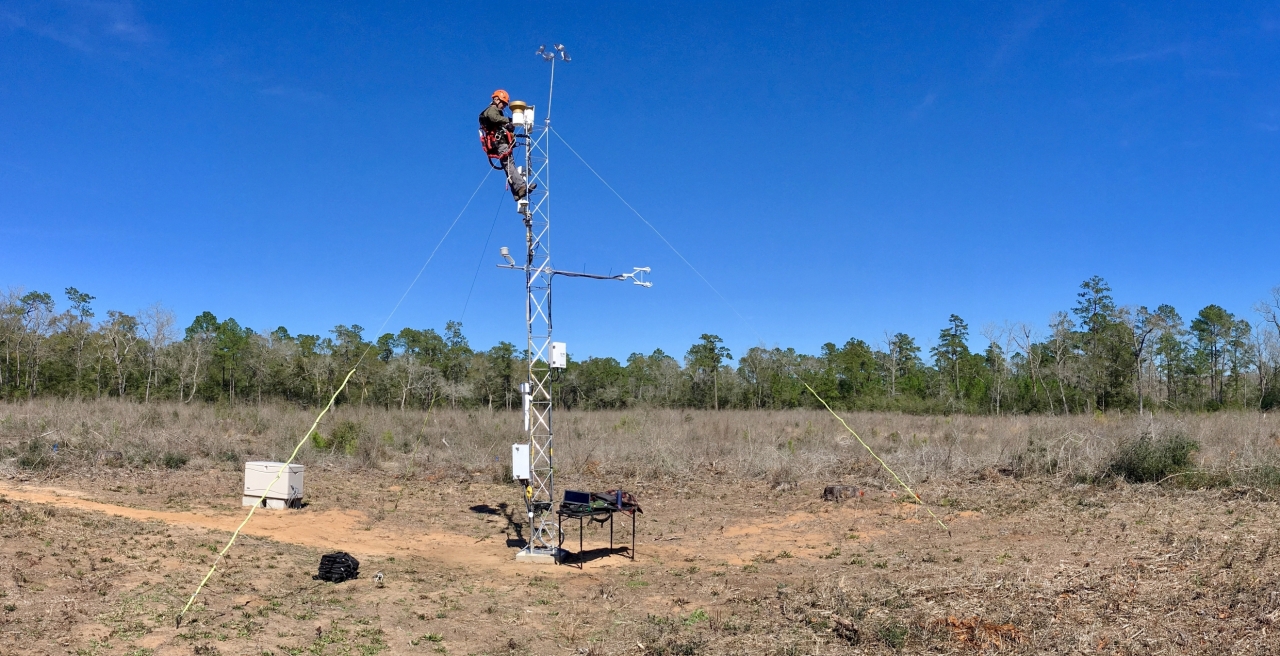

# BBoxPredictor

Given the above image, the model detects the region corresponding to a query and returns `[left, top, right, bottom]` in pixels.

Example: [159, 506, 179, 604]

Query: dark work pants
[495, 143, 528, 201]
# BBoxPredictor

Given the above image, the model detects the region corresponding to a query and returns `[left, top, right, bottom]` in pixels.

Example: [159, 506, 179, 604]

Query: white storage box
[243, 461, 304, 509]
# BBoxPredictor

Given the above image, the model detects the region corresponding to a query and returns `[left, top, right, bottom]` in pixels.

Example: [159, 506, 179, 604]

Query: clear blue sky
[3, 2, 1278, 361]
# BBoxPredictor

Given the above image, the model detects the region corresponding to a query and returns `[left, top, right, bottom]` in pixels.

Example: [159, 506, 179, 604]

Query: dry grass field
[2, 401, 1280, 655]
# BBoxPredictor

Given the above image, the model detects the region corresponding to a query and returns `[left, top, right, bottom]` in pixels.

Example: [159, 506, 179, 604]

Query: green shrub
[1164, 470, 1232, 489]
[330, 420, 362, 453]
[683, 609, 708, 625]
[1107, 433, 1198, 483]
[16, 439, 51, 470]
[162, 452, 189, 469]
[1262, 385, 1280, 411]
[876, 621, 909, 649]
[1238, 465, 1280, 488]
[1009, 437, 1059, 476]
[313, 420, 362, 455]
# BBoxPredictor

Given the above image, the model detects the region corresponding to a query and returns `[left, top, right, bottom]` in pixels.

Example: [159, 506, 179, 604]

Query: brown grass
[3, 400, 1279, 488]
[2, 401, 1280, 654]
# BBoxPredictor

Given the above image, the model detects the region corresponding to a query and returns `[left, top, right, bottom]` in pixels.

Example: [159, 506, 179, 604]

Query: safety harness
[479, 127, 514, 171]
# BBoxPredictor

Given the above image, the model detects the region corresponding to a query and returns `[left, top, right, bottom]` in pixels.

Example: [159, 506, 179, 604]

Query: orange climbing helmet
[492, 89, 509, 103]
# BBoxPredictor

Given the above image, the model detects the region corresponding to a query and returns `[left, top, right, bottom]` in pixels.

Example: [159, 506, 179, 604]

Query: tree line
[2, 277, 1278, 413]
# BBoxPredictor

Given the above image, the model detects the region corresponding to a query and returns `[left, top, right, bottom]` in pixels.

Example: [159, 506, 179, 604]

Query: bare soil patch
[3, 464, 1279, 655]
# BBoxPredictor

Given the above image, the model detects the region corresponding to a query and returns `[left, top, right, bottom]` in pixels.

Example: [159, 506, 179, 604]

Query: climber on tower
[478, 89, 534, 207]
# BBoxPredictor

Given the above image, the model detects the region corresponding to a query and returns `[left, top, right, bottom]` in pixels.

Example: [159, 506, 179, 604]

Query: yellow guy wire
[176, 367, 358, 628]
[175, 168, 493, 628]
[804, 383, 949, 534]
[177, 167, 496, 625]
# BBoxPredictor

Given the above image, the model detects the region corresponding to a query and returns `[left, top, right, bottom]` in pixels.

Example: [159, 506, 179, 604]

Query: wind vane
[499, 43, 649, 563]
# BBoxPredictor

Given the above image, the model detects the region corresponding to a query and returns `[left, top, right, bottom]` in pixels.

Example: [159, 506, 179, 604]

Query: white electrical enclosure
[512, 443, 531, 481]
[550, 342, 567, 369]
[243, 461, 304, 509]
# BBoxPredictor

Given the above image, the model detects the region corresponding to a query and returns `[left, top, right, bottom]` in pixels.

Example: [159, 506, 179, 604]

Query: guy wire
[177, 368, 356, 625]
[550, 129, 947, 536]
[176, 169, 493, 627]
[461, 186, 508, 320]
[550, 127, 762, 343]
[805, 383, 949, 534]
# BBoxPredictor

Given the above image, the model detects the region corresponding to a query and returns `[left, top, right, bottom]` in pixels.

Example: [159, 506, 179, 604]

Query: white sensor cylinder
[521, 382, 531, 431]
[509, 100, 528, 126]
[525, 105, 535, 126]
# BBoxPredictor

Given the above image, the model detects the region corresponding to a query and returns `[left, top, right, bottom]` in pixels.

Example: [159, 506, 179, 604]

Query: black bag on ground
[314, 552, 360, 583]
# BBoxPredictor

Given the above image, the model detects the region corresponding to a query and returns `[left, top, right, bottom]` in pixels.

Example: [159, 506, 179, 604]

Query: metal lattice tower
[518, 59, 557, 554]
[501, 44, 650, 562]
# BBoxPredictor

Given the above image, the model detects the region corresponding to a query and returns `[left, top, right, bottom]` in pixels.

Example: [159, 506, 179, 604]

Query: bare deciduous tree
[1120, 306, 1163, 415]
[981, 323, 1010, 415]
[178, 325, 216, 403]
[138, 305, 176, 403]
[1257, 285, 1280, 336]
[1049, 312, 1075, 414]
[103, 311, 140, 397]
[18, 291, 57, 398]
[1011, 322, 1051, 413]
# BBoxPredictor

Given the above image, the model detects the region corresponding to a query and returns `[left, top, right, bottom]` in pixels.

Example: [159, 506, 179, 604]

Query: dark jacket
[479, 102, 511, 132]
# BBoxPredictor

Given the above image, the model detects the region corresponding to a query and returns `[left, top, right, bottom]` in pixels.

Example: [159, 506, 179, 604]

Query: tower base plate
[515, 548, 565, 565]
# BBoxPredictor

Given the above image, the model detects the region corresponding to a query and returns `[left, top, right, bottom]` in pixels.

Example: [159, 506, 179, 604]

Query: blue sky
[2, 2, 1278, 361]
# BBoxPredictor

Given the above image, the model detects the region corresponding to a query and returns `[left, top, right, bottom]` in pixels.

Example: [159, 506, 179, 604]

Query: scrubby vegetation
[1105, 432, 1199, 483]
[4, 401, 1278, 494]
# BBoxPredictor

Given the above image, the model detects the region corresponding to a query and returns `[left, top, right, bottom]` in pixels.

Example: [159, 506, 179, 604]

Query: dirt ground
[2, 464, 1279, 656]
